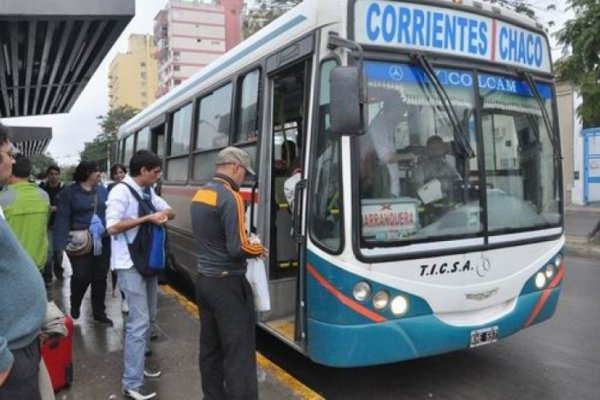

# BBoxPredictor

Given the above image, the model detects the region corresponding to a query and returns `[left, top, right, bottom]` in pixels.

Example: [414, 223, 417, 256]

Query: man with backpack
[106, 150, 174, 400]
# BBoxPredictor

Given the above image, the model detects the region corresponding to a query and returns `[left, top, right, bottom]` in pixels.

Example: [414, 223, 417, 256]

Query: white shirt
[106, 175, 171, 270]
[283, 170, 301, 212]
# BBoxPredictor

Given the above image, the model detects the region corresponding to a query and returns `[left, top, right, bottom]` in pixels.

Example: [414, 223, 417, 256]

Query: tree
[29, 152, 59, 178]
[80, 105, 139, 171]
[555, 0, 600, 127]
[243, 1, 301, 39]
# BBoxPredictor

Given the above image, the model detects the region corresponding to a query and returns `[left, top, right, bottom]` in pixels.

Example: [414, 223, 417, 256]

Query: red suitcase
[41, 315, 74, 391]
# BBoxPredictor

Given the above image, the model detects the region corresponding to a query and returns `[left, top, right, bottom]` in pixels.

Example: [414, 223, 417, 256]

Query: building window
[140, 62, 146, 68]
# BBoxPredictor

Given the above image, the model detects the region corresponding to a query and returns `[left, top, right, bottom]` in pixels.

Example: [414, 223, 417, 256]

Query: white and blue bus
[118, 0, 564, 367]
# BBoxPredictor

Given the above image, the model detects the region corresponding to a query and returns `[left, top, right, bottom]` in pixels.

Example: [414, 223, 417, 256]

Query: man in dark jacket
[40, 165, 65, 282]
[191, 146, 267, 399]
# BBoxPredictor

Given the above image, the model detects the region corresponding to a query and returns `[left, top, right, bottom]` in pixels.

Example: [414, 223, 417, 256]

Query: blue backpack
[121, 183, 166, 277]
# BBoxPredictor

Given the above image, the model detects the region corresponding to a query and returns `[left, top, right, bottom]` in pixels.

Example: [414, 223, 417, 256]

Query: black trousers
[0, 338, 41, 400]
[195, 273, 257, 400]
[69, 237, 110, 318]
[43, 230, 64, 284]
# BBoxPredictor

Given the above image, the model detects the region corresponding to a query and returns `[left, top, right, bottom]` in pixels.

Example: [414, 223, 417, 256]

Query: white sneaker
[143, 367, 162, 378]
[122, 387, 156, 400]
[122, 298, 129, 313]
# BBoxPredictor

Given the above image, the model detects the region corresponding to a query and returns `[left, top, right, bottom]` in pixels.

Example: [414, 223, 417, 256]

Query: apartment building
[108, 34, 158, 110]
[154, 0, 244, 97]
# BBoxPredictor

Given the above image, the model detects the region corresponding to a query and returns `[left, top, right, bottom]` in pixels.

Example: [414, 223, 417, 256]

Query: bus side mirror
[330, 66, 366, 136]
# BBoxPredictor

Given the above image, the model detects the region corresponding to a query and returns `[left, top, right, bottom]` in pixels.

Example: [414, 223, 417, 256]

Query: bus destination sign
[361, 199, 418, 240]
[355, 0, 551, 74]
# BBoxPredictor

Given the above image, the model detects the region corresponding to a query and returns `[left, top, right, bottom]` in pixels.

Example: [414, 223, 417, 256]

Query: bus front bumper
[307, 287, 561, 367]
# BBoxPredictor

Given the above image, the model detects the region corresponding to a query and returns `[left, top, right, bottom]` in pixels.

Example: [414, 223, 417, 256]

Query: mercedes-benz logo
[389, 65, 403, 81]
[476, 258, 491, 278]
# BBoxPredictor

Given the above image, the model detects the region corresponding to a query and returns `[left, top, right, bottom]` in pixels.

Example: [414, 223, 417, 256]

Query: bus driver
[411, 135, 461, 203]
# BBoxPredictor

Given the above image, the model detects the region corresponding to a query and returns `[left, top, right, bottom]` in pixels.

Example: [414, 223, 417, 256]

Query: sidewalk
[564, 203, 600, 258]
[49, 279, 317, 400]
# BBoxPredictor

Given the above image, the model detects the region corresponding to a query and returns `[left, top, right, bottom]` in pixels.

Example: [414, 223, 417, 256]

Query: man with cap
[190, 146, 267, 399]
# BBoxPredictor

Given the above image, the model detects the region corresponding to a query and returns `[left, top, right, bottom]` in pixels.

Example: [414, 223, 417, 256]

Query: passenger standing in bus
[360, 91, 417, 197]
[53, 161, 113, 326]
[0, 124, 47, 400]
[191, 147, 267, 400]
[106, 150, 174, 400]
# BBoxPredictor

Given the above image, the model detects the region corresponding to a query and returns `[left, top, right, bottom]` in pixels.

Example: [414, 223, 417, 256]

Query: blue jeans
[117, 267, 158, 391]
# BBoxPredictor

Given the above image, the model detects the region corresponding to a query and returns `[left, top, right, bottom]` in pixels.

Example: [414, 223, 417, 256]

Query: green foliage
[487, 0, 536, 20]
[555, 0, 600, 126]
[80, 105, 139, 171]
[60, 165, 77, 183]
[97, 105, 139, 141]
[243, 1, 301, 39]
[29, 152, 58, 178]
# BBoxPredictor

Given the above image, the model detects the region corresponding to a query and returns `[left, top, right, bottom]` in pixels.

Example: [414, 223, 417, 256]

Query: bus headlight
[545, 263, 556, 280]
[535, 272, 547, 289]
[390, 295, 409, 316]
[372, 291, 389, 310]
[554, 254, 563, 268]
[353, 282, 371, 302]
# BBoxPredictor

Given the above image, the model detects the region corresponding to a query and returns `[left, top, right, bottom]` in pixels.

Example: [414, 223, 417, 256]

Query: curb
[565, 242, 600, 258]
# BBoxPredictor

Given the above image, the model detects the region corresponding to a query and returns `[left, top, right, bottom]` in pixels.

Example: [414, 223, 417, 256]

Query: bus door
[262, 53, 312, 348]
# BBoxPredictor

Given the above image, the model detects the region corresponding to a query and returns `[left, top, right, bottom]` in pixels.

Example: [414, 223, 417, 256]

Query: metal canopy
[0, 0, 134, 117]
[10, 126, 52, 156]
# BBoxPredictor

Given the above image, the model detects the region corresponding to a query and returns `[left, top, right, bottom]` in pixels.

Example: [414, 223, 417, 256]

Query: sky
[2, 0, 574, 166]
[4, 0, 168, 165]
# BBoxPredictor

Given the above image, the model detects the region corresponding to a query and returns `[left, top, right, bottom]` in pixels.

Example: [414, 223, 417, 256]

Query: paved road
[257, 255, 600, 400]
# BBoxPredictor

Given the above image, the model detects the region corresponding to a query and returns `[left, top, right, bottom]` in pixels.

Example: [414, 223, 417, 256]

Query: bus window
[137, 126, 150, 151]
[358, 61, 481, 243]
[169, 102, 193, 156]
[166, 102, 193, 182]
[195, 83, 232, 151]
[479, 74, 560, 231]
[151, 123, 166, 158]
[123, 134, 135, 166]
[235, 69, 261, 144]
[310, 60, 342, 252]
[193, 83, 232, 182]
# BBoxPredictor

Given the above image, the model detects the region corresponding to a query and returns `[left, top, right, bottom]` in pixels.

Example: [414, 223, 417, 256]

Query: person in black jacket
[39, 165, 64, 284]
[191, 146, 267, 400]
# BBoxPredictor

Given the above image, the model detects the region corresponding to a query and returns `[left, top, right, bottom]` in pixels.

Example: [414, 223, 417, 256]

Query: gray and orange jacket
[190, 174, 264, 277]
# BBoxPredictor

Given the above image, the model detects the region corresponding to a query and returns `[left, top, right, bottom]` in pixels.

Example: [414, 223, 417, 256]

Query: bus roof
[118, 0, 337, 139]
[118, 0, 548, 139]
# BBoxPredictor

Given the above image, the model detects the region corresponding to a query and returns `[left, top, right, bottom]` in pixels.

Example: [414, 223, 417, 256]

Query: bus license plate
[470, 326, 498, 348]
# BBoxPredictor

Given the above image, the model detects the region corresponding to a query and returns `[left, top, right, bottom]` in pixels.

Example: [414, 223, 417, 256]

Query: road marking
[161, 285, 324, 400]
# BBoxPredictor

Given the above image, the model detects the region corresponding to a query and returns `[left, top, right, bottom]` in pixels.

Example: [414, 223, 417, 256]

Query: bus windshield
[357, 61, 561, 246]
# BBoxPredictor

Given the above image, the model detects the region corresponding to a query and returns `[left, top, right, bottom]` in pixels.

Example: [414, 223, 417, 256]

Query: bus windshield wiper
[520, 71, 562, 159]
[412, 54, 475, 159]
